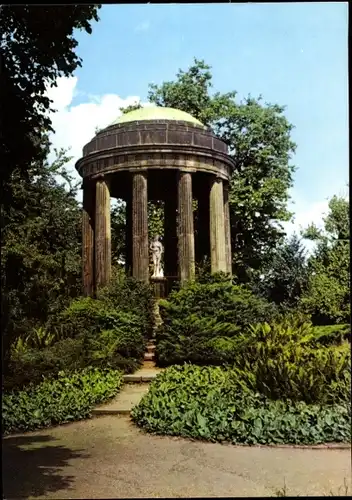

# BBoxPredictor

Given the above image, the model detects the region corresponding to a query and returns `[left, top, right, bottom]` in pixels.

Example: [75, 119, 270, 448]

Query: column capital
[129, 167, 148, 174]
[211, 174, 223, 183]
[178, 168, 197, 175]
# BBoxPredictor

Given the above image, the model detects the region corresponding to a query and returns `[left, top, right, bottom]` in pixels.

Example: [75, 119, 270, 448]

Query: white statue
[150, 235, 164, 278]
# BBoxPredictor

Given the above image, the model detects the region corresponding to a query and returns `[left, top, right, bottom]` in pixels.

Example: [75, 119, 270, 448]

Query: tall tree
[1, 139, 82, 367]
[1, 5, 100, 192]
[254, 233, 309, 309]
[1, 5, 100, 364]
[148, 58, 296, 281]
[300, 194, 350, 324]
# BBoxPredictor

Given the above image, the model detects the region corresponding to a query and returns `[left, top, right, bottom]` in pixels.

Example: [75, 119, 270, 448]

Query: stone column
[132, 172, 149, 282]
[223, 181, 232, 275]
[125, 195, 132, 275]
[164, 186, 178, 277]
[178, 171, 195, 283]
[95, 176, 111, 290]
[196, 179, 210, 267]
[82, 181, 95, 296]
[210, 176, 227, 274]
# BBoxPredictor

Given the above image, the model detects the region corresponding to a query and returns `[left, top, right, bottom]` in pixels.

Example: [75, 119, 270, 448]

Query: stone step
[123, 366, 163, 383]
[92, 383, 150, 416]
[144, 352, 154, 361]
[146, 343, 156, 352]
[142, 360, 156, 369]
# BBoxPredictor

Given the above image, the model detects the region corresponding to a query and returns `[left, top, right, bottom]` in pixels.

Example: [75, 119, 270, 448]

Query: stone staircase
[92, 338, 163, 416]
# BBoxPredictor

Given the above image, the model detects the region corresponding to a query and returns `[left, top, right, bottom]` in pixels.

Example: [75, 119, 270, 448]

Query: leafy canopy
[1, 5, 100, 184]
[1, 139, 82, 367]
[301, 194, 350, 324]
[255, 233, 309, 309]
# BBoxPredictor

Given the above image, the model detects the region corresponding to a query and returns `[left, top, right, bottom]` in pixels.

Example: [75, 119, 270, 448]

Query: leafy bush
[49, 296, 120, 339]
[82, 319, 145, 373]
[131, 365, 351, 445]
[156, 276, 279, 366]
[160, 276, 278, 326]
[300, 269, 350, 326]
[3, 367, 123, 434]
[52, 297, 146, 366]
[5, 338, 84, 391]
[232, 322, 350, 404]
[310, 324, 350, 346]
[97, 267, 155, 338]
[5, 301, 146, 390]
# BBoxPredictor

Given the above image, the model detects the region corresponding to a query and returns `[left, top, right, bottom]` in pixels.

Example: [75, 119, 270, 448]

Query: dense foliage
[1, 5, 100, 186]
[5, 290, 150, 391]
[310, 324, 350, 346]
[1, 145, 82, 369]
[231, 321, 350, 405]
[156, 274, 279, 366]
[1, 5, 100, 367]
[254, 234, 309, 310]
[97, 267, 155, 338]
[132, 365, 350, 445]
[3, 367, 122, 434]
[156, 282, 351, 404]
[301, 195, 350, 324]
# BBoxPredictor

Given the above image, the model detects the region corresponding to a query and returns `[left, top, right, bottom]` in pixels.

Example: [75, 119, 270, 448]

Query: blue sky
[48, 2, 348, 236]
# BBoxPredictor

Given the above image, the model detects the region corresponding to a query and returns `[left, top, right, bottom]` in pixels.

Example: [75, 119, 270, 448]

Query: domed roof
[110, 106, 205, 128]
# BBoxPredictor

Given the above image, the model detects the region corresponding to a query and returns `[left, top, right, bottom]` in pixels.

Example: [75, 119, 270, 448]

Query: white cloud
[281, 195, 330, 255]
[281, 186, 349, 254]
[134, 20, 150, 32]
[45, 76, 150, 201]
[284, 198, 328, 236]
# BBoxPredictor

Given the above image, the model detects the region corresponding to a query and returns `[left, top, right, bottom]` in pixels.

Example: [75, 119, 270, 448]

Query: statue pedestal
[150, 277, 167, 299]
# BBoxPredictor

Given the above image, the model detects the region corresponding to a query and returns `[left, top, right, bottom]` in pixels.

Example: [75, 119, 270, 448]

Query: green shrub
[5, 305, 146, 390]
[97, 267, 155, 338]
[131, 365, 351, 445]
[54, 297, 146, 366]
[5, 338, 84, 391]
[233, 322, 350, 404]
[156, 276, 278, 366]
[49, 296, 118, 339]
[51, 291, 150, 339]
[11, 326, 60, 352]
[160, 276, 278, 327]
[310, 324, 350, 346]
[83, 319, 145, 373]
[3, 367, 123, 434]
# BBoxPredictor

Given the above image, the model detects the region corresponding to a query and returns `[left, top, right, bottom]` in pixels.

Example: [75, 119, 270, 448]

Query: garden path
[3, 415, 351, 499]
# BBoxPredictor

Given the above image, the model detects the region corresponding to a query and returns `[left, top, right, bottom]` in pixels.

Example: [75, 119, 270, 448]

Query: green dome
[110, 106, 204, 127]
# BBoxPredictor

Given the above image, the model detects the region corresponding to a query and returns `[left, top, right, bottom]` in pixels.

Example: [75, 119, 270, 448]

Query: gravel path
[3, 415, 351, 499]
